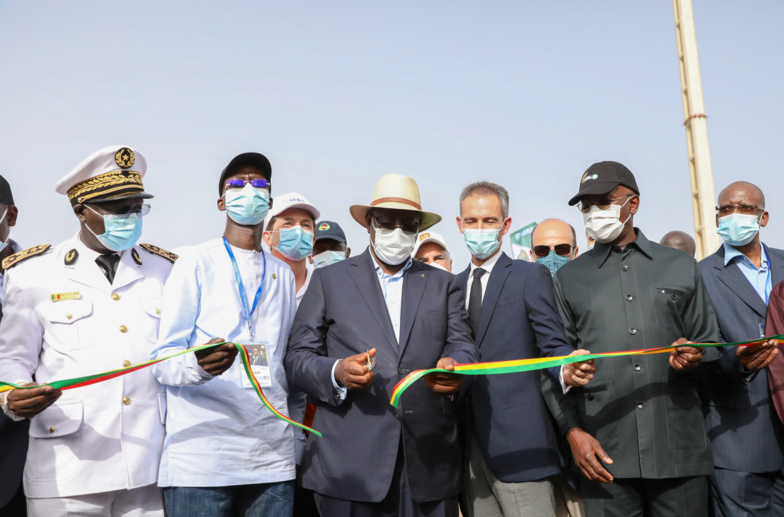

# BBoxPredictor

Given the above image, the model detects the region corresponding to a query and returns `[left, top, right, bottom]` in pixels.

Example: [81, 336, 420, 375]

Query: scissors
[365, 349, 377, 371]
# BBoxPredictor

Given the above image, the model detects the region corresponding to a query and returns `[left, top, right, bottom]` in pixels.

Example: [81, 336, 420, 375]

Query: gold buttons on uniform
[123, 360, 131, 368]
[155, 308, 160, 315]
[49, 426, 55, 433]
[122, 396, 131, 405]
[66, 314, 73, 320]
[119, 325, 128, 333]
[112, 294, 120, 301]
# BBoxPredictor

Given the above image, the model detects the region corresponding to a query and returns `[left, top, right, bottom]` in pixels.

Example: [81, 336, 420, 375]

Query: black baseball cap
[568, 161, 640, 206]
[218, 153, 272, 195]
[0, 175, 14, 206]
[315, 220, 346, 244]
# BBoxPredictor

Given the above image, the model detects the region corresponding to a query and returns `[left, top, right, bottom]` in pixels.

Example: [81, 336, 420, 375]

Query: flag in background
[509, 222, 537, 261]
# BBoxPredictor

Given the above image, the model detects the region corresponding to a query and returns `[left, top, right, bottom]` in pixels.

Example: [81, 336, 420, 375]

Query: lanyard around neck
[222, 237, 266, 341]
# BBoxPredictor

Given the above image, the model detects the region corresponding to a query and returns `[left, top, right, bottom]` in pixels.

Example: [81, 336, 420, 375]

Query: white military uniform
[0, 234, 173, 500]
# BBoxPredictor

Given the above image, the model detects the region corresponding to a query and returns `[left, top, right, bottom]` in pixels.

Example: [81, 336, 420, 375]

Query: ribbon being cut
[390, 335, 784, 408]
[0, 341, 322, 437]
[2, 336, 782, 435]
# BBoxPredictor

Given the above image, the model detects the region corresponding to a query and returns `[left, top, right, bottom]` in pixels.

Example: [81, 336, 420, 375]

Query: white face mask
[0, 208, 10, 254]
[372, 225, 418, 265]
[583, 197, 632, 244]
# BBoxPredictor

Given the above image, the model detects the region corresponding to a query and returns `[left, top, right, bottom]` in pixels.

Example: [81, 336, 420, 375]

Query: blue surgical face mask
[85, 206, 143, 252]
[537, 249, 571, 276]
[717, 213, 761, 247]
[311, 250, 346, 268]
[464, 228, 501, 260]
[223, 184, 270, 225]
[275, 226, 314, 261]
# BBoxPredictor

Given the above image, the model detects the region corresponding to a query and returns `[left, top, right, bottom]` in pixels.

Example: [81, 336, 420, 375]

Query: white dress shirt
[465, 248, 503, 309]
[151, 238, 298, 487]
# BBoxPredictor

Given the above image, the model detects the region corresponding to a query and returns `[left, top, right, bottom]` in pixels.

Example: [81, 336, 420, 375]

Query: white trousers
[27, 484, 164, 517]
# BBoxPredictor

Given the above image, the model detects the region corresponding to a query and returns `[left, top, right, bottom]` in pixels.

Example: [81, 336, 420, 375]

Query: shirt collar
[723, 241, 769, 269]
[593, 228, 652, 267]
[469, 249, 503, 276]
[371, 251, 412, 279]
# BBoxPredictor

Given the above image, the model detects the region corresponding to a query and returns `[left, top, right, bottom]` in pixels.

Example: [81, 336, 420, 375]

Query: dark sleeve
[767, 282, 784, 336]
[440, 274, 479, 366]
[682, 260, 723, 363]
[541, 274, 582, 436]
[285, 269, 343, 406]
[523, 264, 575, 381]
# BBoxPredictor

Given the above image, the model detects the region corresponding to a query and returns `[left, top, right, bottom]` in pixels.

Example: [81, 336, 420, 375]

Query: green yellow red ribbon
[390, 335, 784, 408]
[0, 341, 321, 437]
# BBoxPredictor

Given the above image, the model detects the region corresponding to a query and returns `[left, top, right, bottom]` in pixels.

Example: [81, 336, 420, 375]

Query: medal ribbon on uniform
[222, 237, 266, 341]
[0, 341, 321, 437]
[389, 335, 784, 408]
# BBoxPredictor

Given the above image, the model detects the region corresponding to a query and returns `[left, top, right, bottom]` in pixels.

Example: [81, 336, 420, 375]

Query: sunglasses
[533, 244, 573, 258]
[225, 178, 270, 190]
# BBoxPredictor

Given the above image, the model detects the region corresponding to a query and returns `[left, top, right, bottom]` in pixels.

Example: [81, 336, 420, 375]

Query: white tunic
[0, 234, 172, 498]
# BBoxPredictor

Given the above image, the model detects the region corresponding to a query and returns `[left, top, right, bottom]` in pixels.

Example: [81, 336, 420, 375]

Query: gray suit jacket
[699, 244, 784, 473]
[285, 249, 478, 503]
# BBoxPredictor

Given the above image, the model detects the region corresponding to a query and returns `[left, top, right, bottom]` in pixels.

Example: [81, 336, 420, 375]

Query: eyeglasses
[577, 194, 634, 213]
[372, 214, 421, 234]
[87, 204, 150, 218]
[716, 204, 765, 216]
[225, 178, 270, 190]
[533, 244, 573, 258]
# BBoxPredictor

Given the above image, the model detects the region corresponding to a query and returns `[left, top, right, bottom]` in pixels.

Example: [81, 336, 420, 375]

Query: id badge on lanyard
[222, 237, 272, 388]
[241, 342, 273, 389]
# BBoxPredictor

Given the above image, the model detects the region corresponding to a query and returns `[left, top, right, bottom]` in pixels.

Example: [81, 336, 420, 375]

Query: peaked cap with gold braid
[55, 146, 154, 205]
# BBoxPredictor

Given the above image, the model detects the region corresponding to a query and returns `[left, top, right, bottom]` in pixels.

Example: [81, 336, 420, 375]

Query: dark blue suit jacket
[457, 252, 574, 483]
[286, 249, 478, 503]
[699, 244, 784, 473]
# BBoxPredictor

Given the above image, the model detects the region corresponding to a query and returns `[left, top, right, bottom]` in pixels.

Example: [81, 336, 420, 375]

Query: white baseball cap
[268, 192, 320, 221]
[413, 230, 450, 256]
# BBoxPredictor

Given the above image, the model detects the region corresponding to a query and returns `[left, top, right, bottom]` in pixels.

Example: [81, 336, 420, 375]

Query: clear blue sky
[1, 1, 781, 267]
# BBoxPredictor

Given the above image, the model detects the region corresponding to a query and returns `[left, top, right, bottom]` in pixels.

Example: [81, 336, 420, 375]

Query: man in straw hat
[0, 145, 176, 516]
[286, 173, 478, 516]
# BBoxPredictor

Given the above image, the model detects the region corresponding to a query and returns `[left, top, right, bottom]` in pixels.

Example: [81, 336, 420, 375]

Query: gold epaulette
[2, 244, 52, 270]
[139, 243, 178, 263]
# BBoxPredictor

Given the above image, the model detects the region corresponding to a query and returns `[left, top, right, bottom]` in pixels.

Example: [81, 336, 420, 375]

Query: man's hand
[424, 357, 462, 396]
[563, 350, 596, 388]
[7, 383, 62, 419]
[335, 348, 376, 390]
[566, 427, 614, 484]
[737, 339, 779, 371]
[195, 338, 238, 376]
[669, 337, 703, 372]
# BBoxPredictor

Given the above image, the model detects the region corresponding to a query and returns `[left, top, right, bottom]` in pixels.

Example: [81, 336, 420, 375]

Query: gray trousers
[463, 435, 556, 517]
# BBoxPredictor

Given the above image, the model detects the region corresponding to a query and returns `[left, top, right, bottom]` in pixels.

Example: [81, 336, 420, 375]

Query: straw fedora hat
[350, 174, 442, 231]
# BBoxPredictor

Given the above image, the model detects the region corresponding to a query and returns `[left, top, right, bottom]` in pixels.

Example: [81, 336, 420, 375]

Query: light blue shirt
[151, 238, 298, 487]
[724, 242, 772, 305]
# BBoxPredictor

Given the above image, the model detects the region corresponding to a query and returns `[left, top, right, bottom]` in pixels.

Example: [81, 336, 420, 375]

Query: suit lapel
[715, 259, 768, 318]
[474, 253, 511, 346]
[458, 266, 470, 294]
[347, 250, 398, 350]
[398, 262, 428, 356]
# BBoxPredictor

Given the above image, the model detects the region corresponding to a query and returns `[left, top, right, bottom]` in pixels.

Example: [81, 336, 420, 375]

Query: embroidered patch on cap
[115, 147, 135, 168]
[318, 223, 330, 231]
[581, 172, 599, 184]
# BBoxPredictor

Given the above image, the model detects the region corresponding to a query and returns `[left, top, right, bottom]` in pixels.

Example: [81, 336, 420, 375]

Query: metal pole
[673, 0, 721, 259]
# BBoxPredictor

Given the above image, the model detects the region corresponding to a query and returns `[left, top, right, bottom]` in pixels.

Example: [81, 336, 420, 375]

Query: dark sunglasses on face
[372, 214, 421, 234]
[225, 178, 270, 190]
[533, 244, 573, 258]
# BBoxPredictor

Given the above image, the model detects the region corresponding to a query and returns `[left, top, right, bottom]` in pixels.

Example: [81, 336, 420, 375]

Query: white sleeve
[150, 255, 214, 386]
[0, 269, 41, 385]
[559, 365, 573, 394]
